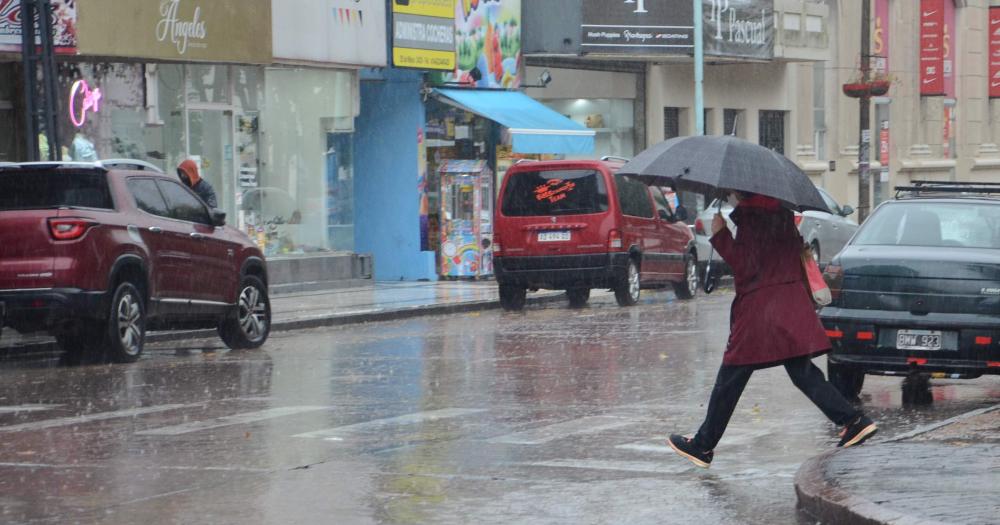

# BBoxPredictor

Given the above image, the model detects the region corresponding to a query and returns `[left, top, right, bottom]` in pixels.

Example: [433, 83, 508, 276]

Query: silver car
[693, 187, 857, 273]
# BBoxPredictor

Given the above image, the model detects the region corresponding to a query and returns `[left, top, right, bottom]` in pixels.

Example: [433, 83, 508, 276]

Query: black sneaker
[667, 434, 713, 468]
[837, 415, 878, 447]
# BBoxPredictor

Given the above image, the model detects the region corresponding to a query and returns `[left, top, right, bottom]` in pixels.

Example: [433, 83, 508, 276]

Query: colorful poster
[919, 0, 945, 96]
[989, 7, 1000, 98]
[873, 0, 889, 75]
[0, 0, 77, 53]
[434, 0, 521, 88]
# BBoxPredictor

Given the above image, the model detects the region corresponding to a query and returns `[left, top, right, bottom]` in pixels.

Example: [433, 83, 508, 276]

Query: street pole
[694, 0, 704, 136]
[857, 0, 872, 222]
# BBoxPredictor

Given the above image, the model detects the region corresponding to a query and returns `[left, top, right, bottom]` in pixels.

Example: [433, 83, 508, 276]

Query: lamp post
[694, 0, 704, 136]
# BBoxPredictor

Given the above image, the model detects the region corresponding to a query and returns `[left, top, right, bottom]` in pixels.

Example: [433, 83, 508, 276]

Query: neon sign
[68, 80, 102, 127]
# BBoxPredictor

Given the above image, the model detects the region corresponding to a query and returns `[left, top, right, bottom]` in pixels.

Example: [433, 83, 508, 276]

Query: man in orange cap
[176, 159, 218, 208]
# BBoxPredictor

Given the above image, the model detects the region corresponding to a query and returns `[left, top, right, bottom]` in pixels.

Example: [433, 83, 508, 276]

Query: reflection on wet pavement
[0, 290, 996, 524]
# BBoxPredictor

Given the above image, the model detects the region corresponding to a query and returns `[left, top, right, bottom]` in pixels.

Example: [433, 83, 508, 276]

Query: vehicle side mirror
[673, 205, 689, 222]
[658, 209, 671, 221]
[210, 208, 227, 227]
[840, 205, 855, 217]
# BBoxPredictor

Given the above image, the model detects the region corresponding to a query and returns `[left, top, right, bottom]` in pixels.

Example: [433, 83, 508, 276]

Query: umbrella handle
[702, 199, 724, 294]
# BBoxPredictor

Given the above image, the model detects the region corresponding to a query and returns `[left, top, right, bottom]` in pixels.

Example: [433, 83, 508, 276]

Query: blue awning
[433, 88, 595, 155]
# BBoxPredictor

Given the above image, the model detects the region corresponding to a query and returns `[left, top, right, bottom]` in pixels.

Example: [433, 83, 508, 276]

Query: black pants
[692, 355, 861, 451]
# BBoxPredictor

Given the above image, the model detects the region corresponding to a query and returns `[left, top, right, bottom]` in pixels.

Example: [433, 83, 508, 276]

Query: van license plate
[538, 231, 571, 242]
[896, 330, 942, 351]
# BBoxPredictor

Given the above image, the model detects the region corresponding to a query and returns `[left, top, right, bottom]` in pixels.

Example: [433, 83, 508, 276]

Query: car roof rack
[98, 159, 165, 173]
[894, 180, 1000, 199]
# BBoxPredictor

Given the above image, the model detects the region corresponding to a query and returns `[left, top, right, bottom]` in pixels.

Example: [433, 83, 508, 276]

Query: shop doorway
[186, 108, 235, 217]
[325, 132, 354, 252]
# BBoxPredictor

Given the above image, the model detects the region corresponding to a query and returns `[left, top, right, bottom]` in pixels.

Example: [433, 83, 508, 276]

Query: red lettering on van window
[534, 179, 576, 203]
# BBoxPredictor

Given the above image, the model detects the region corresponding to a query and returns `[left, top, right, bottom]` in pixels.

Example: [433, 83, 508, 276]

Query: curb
[1, 291, 567, 356]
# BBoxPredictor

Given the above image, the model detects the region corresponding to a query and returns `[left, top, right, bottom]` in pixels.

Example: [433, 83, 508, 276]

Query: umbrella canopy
[619, 135, 830, 213]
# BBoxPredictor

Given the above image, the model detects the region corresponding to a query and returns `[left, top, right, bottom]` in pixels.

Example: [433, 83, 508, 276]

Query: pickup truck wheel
[828, 360, 865, 400]
[614, 259, 640, 307]
[105, 281, 145, 363]
[219, 275, 271, 350]
[499, 285, 526, 311]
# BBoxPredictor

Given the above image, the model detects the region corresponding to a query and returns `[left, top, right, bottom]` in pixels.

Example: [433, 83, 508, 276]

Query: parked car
[493, 159, 698, 310]
[693, 186, 857, 275]
[0, 161, 271, 363]
[820, 181, 1000, 399]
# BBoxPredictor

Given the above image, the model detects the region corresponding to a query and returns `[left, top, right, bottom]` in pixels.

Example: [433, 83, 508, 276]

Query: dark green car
[820, 182, 1000, 399]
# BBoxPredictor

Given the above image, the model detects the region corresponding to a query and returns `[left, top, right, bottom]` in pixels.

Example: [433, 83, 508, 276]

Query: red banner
[990, 7, 1000, 98]
[920, 0, 945, 96]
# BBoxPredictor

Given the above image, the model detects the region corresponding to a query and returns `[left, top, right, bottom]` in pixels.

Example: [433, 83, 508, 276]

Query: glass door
[187, 109, 235, 219]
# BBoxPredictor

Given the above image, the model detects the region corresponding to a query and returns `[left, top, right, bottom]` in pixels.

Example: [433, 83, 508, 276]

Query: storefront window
[187, 64, 230, 104]
[57, 63, 146, 162]
[541, 98, 635, 159]
[256, 67, 356, 256]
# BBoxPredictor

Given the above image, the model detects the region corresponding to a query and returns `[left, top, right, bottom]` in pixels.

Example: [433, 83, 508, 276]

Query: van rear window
[501, 169, 608, 216]
[0, 171, 113, 211]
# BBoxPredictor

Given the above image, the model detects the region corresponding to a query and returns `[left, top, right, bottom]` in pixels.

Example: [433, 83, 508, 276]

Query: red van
[493, 159, 698, 310]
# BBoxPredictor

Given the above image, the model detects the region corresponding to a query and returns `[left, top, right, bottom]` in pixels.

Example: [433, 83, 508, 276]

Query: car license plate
[896, 330, 942, 351]
[538, 231, 571, 242]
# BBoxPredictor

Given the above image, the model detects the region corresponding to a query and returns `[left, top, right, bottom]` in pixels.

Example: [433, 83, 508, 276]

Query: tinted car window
[819, 189, 841, 215]
[0, 171, 113, 210]
[156, 180, 211, 225]
[127, 178, 170, 218]
[854, 202, 1000, 249]
[501, 169, 608, 216]
[615, 174, 654, 218]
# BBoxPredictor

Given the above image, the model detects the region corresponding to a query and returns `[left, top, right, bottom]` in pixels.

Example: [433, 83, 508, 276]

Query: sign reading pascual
[703, 0, 773, 59]
[76, 0, 271, 63]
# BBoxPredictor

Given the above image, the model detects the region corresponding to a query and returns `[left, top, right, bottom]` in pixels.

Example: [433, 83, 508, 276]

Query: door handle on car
[190, 232, 206, 240]
[148, 226, 163, 234]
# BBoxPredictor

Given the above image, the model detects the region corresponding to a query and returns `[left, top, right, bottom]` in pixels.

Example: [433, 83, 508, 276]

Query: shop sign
[873, 0, 889, 74]
[0, 0, 76, 53]
[581, 0, 694, 55]
[68, 79, 102, 128]
[392, 0, 456, 71]
[76, 0, 271, 64]
[990, 7, 1000, 98]
[919, 0, 945, 96]
[703, 0, 773, 60]
[272, 0, 386, 67]
[432, 0, 521, 88]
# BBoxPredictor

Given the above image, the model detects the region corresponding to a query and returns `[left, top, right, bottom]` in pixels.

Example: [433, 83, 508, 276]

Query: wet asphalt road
[1, 291, 998, 524]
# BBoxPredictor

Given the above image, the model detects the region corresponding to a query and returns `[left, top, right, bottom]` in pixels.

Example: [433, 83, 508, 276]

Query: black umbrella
[619, 135, 830, 214]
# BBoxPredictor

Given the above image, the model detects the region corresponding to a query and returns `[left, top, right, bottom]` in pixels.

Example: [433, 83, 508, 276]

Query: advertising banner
[392, 0, 456, 71]
[989, 7, 1000, 98]
[919, 0, 945, 96]
[703, 0, 773, 59]
[581, 0, 694, 55]
[76, 0, 271, 63]
[873, 0, 889, 74]
[0, 0, 76, 53]
[273, 0, 386, 67]
[433, 0, 521, 88]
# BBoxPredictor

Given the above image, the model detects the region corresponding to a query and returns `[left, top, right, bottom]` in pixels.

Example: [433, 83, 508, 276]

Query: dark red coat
[710, 203, 831, 367]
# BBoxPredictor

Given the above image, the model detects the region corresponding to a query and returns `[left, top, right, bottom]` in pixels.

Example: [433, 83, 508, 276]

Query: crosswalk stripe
[294, 408, 486, 440]
[136, 406, 331, 436]
[487, 415, 639, 445]
[0, 404, 191, 433]
[0, 404, 61, 414]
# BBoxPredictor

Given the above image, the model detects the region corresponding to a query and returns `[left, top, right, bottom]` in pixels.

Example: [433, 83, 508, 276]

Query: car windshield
[0, 170, 113, 210]
[853, 202, 1000, 249]
[501, 169, 609, 216]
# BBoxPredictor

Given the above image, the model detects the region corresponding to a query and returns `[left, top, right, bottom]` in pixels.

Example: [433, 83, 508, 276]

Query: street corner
[795, 405, 1000, 525]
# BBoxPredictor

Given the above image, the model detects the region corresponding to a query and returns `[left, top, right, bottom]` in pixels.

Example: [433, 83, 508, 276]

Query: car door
[817, 189, 856, 263]
[650, 187, 689, 278]
[125, 178, 193, 305]
[155, 179, 233, 305]
[613, 174, 663, 282]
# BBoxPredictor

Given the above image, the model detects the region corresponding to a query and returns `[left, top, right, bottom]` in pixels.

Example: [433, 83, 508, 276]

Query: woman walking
[668, 192, 877, 468]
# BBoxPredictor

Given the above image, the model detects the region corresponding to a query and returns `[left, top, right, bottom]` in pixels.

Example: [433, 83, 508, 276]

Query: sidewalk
[0, 281, 575, 353]
[795, 403, 1000, 525]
